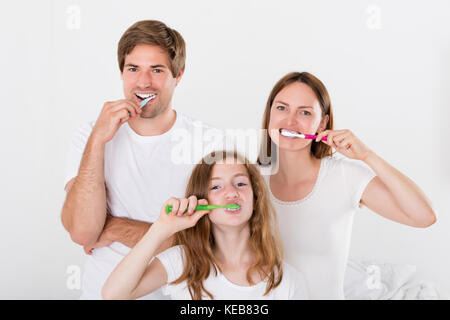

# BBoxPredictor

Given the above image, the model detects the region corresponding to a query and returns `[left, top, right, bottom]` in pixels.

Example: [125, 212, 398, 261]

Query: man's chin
[139, 104, 167, 119]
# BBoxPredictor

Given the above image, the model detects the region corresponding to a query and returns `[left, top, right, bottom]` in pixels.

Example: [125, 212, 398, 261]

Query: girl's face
[207, 162, 254, 228]
[268, 82, 328, 152]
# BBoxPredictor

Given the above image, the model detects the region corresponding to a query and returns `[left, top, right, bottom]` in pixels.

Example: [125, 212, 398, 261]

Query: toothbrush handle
[304, 134, 327, 141]
[166, 204, 214, 214]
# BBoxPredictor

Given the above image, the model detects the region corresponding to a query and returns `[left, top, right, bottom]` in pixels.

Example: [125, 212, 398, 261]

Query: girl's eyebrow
[211, 173, 249, 180]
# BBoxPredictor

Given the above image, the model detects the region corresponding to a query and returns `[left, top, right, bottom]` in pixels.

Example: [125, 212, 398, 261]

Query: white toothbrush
[280, 129, 328, 141]
[139, 93, 157, 109]
[128, 94, 157, 116]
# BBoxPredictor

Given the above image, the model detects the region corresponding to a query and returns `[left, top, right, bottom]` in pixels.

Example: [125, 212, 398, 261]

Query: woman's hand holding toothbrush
[316, 129, 374, 161]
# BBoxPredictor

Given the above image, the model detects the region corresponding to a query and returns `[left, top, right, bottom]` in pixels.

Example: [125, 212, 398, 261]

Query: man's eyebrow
[273, 100, 313, 109]
[124, 63, 169, 69]
[211, 173, 249, 180]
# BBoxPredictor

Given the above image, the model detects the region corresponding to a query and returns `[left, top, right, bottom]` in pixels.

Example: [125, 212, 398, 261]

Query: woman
[257, 72, 436, 299]
[102, 150, 308, 300]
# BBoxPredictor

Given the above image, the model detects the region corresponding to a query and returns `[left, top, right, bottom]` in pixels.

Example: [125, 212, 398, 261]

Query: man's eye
[128, 67, 137, 72]
[153, 69, 163, 73]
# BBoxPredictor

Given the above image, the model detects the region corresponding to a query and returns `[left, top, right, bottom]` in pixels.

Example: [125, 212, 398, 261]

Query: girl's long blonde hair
[171, 150, 284, 299]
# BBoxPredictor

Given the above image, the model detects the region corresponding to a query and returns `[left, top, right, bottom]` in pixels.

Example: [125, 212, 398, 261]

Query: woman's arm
[361, 152, 436, 228]
[101, 196, 210, 300]
[316, 129, 436, 228]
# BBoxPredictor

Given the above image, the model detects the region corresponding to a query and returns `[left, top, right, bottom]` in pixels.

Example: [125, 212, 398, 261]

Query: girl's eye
[236, 182, 247, 187]
[210, 185, 220, 190]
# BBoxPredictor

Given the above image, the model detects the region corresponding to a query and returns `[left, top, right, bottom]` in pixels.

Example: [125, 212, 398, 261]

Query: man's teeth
[136, 93, 154, 99]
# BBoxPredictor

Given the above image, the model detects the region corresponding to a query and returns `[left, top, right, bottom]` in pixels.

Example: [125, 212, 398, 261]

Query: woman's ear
[318, 114, 329, 133]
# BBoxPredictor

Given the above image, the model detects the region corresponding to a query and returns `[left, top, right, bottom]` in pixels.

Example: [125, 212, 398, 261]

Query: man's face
[121, 44, 183, 119]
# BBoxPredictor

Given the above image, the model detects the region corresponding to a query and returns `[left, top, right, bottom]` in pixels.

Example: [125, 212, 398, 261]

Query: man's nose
[137, 70, 153, 88]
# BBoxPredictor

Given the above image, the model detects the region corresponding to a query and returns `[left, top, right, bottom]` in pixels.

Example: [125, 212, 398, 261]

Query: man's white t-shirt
[261, 156, 376, 299]
[64, 110, 228, 300]
[155, 245, 309, 300]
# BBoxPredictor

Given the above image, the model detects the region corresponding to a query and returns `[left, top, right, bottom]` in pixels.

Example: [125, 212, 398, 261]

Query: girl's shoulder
[155, 245, 186, 282]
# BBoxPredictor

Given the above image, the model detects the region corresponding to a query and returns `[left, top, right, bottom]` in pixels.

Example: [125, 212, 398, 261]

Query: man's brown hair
[117, 20, 186, 77]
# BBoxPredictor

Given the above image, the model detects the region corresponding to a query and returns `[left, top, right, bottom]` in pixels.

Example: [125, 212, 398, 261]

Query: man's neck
[128, 107, 177, 137]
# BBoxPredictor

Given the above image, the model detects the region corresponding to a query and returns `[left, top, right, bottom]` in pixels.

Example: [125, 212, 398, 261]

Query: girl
[102, 150, 308, 299]
[258, 72, 436, 299]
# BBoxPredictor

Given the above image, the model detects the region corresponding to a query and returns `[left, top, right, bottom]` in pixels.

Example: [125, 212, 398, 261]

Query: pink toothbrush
[280, 129, 328, 141]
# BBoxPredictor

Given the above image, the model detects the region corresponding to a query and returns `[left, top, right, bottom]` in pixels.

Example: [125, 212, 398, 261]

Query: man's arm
[61, 136, 108, 246]
[83, 215, 175, 255]
[61, 99, 143, 247]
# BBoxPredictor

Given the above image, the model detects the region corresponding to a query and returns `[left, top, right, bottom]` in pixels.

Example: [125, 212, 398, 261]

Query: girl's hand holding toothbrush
[155, 196, 210, 236]
[316, 129, 374, 161]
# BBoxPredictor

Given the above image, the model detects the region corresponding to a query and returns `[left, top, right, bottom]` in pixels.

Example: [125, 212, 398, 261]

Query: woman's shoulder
[281, 262, 309, 299]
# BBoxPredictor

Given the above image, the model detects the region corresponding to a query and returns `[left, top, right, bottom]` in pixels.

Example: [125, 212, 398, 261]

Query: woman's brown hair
[258, 72, 334, 165]
[117, 20, 186, 77]
[171, 150, 284, 299]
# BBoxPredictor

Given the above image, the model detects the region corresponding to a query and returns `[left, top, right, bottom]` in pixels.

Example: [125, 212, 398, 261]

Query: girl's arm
[101, 220, 170, 300]
[316, 129, 436, 228]
[102, 196, 210, 300]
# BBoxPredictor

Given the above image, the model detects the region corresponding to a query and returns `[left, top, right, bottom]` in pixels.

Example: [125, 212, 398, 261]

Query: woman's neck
[275, 148, 320, 185]
[212, 225, 253, 268]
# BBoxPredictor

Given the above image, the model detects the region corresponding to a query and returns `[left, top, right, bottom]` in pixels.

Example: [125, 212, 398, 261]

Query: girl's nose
[224, 186, 239, 200]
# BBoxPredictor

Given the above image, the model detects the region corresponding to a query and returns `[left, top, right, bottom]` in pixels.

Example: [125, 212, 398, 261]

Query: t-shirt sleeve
[155, 245, 187, 297]
[340, 158, 376, 209]
[63, 122, 94, 189]
[155, 245, 185, 282]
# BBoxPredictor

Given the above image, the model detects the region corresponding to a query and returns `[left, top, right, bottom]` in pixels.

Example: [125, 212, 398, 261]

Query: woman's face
[268, 82, 327, 151]
[207, 162, 254, 228]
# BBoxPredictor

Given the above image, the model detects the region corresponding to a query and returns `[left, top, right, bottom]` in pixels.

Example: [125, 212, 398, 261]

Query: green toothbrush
[166, 204, 240, 214]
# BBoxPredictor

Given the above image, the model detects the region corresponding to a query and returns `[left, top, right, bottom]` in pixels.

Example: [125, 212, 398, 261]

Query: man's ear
[175, 68, 184, 85]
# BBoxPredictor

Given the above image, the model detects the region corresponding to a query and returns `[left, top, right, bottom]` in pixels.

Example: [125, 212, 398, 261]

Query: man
[61, 20, 225, 299]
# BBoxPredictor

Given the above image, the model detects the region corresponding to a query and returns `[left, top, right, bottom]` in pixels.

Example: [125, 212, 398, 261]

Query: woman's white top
[155, 245, 309, 300]
[261, 156, 376, 299]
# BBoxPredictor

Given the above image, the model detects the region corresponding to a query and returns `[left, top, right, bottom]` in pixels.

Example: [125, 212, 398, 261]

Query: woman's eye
[276, 105, 285, 111]
[300, 110, 311, 116]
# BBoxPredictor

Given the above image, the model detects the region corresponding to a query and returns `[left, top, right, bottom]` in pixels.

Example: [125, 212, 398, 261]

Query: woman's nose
[286, 112, 298, 126]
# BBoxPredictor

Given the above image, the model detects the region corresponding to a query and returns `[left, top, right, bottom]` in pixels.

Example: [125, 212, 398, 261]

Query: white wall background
[0, 0, 449, 299]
